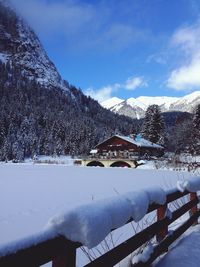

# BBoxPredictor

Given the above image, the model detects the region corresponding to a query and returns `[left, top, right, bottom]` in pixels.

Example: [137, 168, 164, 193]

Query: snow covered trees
[193, 104, 200, 135]
[166, 105, 200, 155]
[192, 104, 200, 154]
[142, 105, 165, 144]
[181, 104, 200, 155]
[0, 61, 135, 161]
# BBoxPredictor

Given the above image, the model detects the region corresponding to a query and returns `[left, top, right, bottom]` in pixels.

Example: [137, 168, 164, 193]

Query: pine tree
[192, 104, 200, 154]
[142, 105, 165, 144]
[0, 117, 6, 147]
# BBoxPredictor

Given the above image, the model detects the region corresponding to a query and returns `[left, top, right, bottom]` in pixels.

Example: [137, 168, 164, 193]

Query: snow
[90, 149, 98, 154]
[115, 135, 163, 149]
[136, 137, 163, 149]
[0, 52, 9, 63]
[0, 164, 197, 265]
[26, 155, 76, 165]
[137, 160, 156, 169]
[46, 199, 113, 249]
[126, 98, 146, 110]
[0, 165, 191, 245]
[173, 91, 200, 105]
[179, 154, 200, 163]
[136, 112, 140, 119]
[113, 103, 125, 112]
[155, 225, 200, 267]
[101, 91, 200, 116]
[136, 96, 179, 109]
[146, 187, 166, 205]
[132, 242, 154, 264]
[15, 19, 64, 89]
[165, 208, 173, 220]
[102, 95, 180, 112]
[177, 176, 200, 192]
[45, 187, 166, 248]
[101, 97, 124, 109]
[132, 224, 200, 267]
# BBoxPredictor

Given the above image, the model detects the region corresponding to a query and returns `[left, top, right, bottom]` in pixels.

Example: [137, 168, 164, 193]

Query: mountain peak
[101, 97, 124, 109]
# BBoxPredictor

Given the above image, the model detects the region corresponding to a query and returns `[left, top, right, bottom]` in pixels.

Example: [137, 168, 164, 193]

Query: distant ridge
[101, 91, 200, 119]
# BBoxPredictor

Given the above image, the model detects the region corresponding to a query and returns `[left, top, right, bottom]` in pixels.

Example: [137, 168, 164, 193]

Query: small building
[82, 134, 164, 168]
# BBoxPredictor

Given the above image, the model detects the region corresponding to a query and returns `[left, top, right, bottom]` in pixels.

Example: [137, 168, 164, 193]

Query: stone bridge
[82, 158, 137, 168]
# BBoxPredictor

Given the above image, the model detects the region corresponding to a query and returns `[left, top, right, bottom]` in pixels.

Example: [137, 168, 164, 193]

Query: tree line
[141, 104, 200, 155]
[0, 61, 138, 161]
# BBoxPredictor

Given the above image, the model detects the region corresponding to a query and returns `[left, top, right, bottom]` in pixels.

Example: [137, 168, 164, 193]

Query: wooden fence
[0, 190, 199, 267]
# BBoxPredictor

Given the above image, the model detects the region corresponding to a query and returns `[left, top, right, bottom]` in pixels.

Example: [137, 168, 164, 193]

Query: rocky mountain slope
[0, 0, 67, 90]
[101, 91, 200, 119]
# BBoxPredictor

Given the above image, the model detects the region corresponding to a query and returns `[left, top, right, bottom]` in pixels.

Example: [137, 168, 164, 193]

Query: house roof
[95, 134, 164, 149]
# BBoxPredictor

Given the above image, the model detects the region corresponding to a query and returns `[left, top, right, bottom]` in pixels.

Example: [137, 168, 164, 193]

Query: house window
[124, 151, 129, 158]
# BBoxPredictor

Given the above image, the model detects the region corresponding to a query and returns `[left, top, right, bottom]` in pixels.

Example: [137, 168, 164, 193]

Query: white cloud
[9, 0, 146, 52]
[85, 76, 147, 102]
[146, 53, 167, 65]
[167, 22, 200, 90]
[85, 84, 120, 103]
[10, 0, 96, 38]
[124, 76, 147, 90]
[167, 58, 200, 90]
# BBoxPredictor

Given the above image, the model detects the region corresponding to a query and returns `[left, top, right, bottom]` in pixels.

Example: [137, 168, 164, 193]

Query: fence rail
[0, 190, 199, 267]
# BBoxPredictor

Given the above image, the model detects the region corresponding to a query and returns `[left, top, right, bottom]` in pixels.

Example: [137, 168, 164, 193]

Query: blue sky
[11, 0, 200, 102]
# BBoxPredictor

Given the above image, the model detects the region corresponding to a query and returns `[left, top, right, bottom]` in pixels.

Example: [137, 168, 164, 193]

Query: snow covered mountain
[101, 97, 124, 109]
[101, 91, 200, 119]
[0, 0, 66, 90]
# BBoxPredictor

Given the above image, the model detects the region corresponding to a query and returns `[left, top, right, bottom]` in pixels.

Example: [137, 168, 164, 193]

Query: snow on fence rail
[0, 177, 200, 267]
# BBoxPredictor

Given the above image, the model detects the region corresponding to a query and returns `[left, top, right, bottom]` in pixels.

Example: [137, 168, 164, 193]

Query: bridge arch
[110, 161, 131, 168]
[86, 161, 105, 167]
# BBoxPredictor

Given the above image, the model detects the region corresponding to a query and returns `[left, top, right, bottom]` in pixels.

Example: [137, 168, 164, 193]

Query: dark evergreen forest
[142, 104, 200, 155]
[0, 61, 139, 161]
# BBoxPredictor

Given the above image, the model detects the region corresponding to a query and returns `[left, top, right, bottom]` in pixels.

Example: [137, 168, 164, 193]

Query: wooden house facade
[91, 135, 164, 159]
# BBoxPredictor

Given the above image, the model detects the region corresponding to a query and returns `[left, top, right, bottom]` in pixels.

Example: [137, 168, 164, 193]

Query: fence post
[190, 192, 198, 225]
[52, 246, 76, 267]
[156, 203, 168, 243]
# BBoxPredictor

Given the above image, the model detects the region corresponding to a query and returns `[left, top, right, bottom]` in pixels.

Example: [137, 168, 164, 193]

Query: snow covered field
[155, 225, 200, 267]
[0, 164, 196, 265]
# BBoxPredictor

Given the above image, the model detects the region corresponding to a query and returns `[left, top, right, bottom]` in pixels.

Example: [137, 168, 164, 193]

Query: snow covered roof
[95, 134, 164, 149]
[90, 149, 98, 154]
[119, 135, 163, 149]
